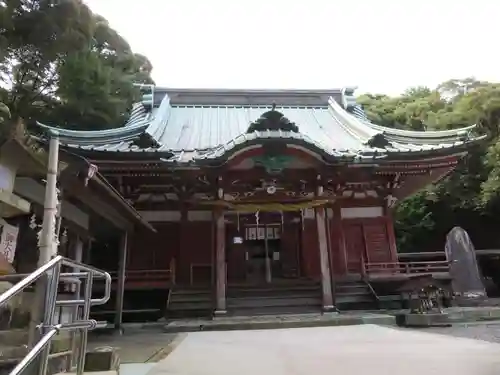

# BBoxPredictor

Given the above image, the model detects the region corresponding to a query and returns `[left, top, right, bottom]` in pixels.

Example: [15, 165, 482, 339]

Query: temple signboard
[245, 226, 281, 240]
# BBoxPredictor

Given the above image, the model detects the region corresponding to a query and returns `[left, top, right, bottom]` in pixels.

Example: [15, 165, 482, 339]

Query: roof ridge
[360, 119, 477, 140]
[327, 98, 380, 141]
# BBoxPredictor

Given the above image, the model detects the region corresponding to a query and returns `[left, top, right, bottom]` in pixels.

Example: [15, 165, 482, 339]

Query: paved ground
[88, 330, 179, 363]
[429, 321, 500, 343]
[145, 324, 500, 375]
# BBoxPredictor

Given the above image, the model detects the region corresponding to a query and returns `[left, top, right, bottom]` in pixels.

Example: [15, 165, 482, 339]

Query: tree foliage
[0, 0, 154, 129]
[360, 78, 500, 252]
[3, 1, 500, 253]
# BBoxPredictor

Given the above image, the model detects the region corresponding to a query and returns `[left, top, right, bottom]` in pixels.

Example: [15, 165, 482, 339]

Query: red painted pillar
[178, 207, 188, 284]
[384, 206, 398, 262]
[332, 202, 348, 275]
[214, 209, 227, 315]
[316, 207, 335, 312]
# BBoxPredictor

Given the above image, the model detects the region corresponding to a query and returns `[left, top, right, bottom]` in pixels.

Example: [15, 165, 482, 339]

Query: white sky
[85, 0, 499, 95]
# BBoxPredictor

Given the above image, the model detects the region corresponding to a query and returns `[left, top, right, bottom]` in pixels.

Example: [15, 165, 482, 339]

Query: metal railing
[0, 255, 112, 375]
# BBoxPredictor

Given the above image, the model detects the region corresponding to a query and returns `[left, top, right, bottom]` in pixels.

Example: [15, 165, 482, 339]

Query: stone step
[227, 290, 321, 299]
[169, 294, 213, 303]
[228, 284, 321, 293]
[336, 295, 374, 304]
[168, 301, 214, 311]
[335, 284, 370, 292]
[335, 290, 371, 297]
[226, 305, 322, 317]
[228, 296, 321, 309]
[0, 329, 28, 346]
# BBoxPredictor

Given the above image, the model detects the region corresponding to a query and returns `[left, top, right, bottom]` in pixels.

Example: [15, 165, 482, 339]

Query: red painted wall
[301, 218, 321, 280]
[341, 217, 393, 274]
[128, 222, 179, 271]
[328, 215, 345, 276]
[178, 221, 213, 284]
[280, 220, 300, 277]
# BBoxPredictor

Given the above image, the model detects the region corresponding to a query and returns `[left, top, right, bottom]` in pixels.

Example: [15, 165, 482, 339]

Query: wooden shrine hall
[35, 87, 483, 318]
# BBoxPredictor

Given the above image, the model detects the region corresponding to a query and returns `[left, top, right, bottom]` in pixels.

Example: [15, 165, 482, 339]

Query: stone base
[213, 310, 227, 318]
[322, 305, 338, 314]
[397, 313, 451, 328]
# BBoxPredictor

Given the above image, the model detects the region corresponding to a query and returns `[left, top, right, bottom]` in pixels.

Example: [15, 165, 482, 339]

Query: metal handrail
[0, 255, 112, 375]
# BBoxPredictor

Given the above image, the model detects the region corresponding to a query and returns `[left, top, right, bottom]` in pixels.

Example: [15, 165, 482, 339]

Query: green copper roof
[34, 87, 484, 163]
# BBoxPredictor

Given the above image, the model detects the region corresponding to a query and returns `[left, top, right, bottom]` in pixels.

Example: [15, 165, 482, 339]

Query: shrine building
[35, 87, 483, 318]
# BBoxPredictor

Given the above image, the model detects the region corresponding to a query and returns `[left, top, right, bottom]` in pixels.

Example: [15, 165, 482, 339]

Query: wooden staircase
[226, 280, 323, 316]
[166, 286, 214, 319]
[334, 279, 378, 310]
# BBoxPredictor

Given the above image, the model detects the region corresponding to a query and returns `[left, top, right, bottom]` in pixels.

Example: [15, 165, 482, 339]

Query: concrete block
[84, 347, 120, 372]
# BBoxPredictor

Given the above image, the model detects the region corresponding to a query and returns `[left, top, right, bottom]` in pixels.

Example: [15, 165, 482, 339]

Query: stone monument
[444, 226, 486, 298]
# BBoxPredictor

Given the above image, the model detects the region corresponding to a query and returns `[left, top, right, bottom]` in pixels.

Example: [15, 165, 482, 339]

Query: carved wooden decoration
[132, 132, 160, 149]
[246, 107, 299, 133]
[365, 133, 393, 149]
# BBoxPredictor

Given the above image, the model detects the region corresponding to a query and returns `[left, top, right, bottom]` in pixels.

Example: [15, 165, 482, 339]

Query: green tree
[360, 79, 500, 251]
[0, 0, 154, 129]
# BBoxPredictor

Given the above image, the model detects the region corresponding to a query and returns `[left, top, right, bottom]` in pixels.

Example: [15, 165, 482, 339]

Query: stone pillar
[316, 207, 335, 312]
[114, 231, 128, 330]
[73, 235, 83, 263]
[214, 209, 227, 316]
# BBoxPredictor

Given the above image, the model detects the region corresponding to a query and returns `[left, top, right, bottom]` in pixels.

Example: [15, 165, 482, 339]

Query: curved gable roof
[34, 87, 484, 162]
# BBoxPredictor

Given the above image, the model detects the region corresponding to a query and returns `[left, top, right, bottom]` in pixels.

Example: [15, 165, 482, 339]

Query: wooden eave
[57, 154, 155, 233]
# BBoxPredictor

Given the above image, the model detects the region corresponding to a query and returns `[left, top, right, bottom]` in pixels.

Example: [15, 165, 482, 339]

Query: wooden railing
[104, 258, 177, 289]
[363, 260, 451, 276]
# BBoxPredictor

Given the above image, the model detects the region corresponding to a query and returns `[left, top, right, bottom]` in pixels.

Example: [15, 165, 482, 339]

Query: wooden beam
[64, 179, 132, 231]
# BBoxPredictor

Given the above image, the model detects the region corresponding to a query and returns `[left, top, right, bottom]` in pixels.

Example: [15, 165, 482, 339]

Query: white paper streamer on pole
[0, 222, 19, 263]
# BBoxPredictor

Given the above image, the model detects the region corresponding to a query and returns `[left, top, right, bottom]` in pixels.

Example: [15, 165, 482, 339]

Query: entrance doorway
[244, 225, 281, 284]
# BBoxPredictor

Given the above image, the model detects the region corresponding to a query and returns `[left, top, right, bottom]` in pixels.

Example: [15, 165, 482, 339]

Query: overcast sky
[84, 0, 498, 95]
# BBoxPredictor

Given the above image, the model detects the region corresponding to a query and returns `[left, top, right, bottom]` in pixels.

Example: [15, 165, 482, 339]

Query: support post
[384, 206, 398, 262]
[264, 227, 272, 283]
[29, 130, 60, 347]
[39, 130, 60, 262]
[333, 201, 348, 275]
[214, 209, 227, 316]
[114, 231, 128, 331]
[73, 235, 83, 263]
[316, 207, 335, 312]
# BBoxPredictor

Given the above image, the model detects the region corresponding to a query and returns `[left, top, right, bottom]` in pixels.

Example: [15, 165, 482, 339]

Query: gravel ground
[414, 321, 500, 344]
